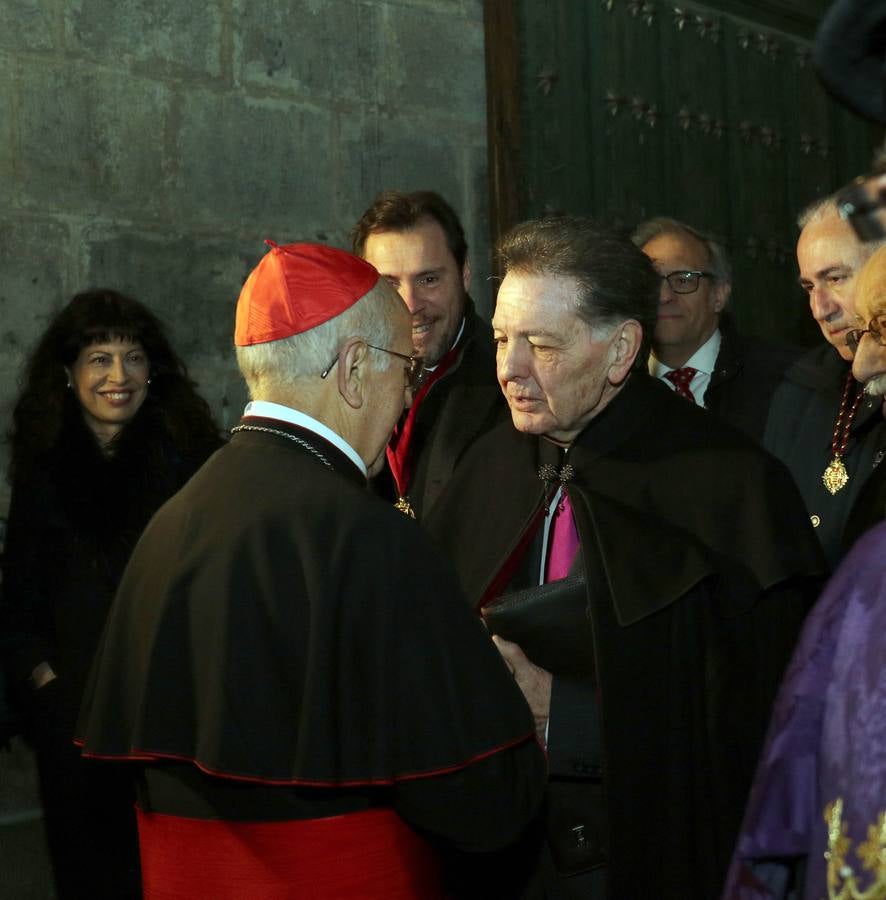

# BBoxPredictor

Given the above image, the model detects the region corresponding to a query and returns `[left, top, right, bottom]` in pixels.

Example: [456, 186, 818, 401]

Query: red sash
[137, 807, 443, 899]
[386, 341, 462, 503]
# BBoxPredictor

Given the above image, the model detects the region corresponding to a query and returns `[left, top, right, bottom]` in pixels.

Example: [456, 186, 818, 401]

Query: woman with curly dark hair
[0, 289, 222, 899]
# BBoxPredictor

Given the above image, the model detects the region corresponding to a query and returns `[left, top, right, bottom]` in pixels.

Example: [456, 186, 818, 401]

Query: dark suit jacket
[703, 317, 799, 442]
[376, 301, 508, 519]
[764, 344, 886, 569]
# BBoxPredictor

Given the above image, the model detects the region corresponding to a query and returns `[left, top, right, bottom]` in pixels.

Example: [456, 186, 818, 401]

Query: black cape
[76, 419, 538, 788]
[426, 374, 825, 899]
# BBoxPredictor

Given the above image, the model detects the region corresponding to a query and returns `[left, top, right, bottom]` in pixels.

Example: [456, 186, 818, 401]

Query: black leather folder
[481, 575, 593, 677]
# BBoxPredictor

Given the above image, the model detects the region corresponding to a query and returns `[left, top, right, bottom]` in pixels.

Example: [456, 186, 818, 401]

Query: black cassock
[426, 374, 826, 900]
[76, 417, 545, 898]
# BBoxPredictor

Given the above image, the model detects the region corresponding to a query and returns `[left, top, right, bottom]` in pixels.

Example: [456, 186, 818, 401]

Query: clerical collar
[242, 400, 367, 476]
[423, 316, 466, 373]
[649, 328, 721, 377]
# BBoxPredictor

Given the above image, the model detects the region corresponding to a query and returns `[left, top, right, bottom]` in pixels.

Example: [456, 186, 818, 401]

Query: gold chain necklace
[822, 373, 864, 495]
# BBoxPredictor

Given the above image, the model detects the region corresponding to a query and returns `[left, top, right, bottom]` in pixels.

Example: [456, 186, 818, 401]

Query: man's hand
[492, 635, 552, 742]
[31, 661, 57, 690]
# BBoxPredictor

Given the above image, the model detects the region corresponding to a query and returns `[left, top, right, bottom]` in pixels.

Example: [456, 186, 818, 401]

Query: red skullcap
[235, 241, 380, 346]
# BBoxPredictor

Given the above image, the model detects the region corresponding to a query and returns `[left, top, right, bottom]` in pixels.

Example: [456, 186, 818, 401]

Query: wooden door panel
[487, 0, 882, 345]
[589, 1, 667, 225]
[518, 0, 594, 217]
[657, 8, 732, 232]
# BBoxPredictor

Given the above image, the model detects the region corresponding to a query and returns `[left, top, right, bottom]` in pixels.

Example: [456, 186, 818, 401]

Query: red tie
[664, 366, 698, 403]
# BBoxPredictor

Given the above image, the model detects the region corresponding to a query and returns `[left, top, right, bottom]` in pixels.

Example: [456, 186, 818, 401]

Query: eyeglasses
[660, 270, 716, 294]
[846, 317, 886, 354]
[321, 343, 425, 390]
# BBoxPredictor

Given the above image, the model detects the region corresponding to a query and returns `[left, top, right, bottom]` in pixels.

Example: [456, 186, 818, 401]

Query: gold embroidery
[824, 799, 886, 900]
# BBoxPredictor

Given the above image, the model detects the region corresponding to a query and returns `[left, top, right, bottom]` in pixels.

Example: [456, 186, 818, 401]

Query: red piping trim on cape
[73, 729, 541, 787]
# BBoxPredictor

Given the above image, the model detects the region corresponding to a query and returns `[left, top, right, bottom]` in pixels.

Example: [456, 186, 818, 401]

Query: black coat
[0, 402, 221, 900]
[426, 374, 824, 899]
[703, 318, 799, 442]
[77, 418, 546, 863]
[1, 405, 219, 715]
[375, 302, 508, 519]
[763, 344, 886, 569]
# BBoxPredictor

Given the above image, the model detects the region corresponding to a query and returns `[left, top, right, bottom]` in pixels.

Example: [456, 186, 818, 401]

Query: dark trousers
[30, 679, 141, 900]
[522, 846, 607, 899]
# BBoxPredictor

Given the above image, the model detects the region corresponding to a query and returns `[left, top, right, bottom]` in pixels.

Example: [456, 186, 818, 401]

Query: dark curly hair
[9, 289, 221, 481]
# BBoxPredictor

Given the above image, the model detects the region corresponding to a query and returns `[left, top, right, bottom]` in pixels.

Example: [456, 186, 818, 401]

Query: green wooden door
[486, 0, 882, 345]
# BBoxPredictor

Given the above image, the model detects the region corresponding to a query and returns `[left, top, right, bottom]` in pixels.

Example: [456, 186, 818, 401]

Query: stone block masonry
[0, 3, 488, 892]
[0, 0, 490, 505]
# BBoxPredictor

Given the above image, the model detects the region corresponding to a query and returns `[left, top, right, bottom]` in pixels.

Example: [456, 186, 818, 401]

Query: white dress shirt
[649, 329, 722, 407]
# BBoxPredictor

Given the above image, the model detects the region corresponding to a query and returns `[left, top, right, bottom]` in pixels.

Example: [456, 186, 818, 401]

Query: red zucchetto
[235, 240, 380, 346]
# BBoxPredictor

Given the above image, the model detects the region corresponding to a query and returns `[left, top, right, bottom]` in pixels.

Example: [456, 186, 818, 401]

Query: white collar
[649, 328, 722, 377]
[242, 400, 367, 477]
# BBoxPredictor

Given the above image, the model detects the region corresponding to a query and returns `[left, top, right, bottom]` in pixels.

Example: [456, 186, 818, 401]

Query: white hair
[236, 280, 401, 397]
[865, 374, 886, 397]
[797, 194, 886, 266]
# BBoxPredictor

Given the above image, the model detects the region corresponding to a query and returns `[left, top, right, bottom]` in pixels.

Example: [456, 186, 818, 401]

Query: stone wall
[0, 3, 488, 893]
[0, 0, 490, 510]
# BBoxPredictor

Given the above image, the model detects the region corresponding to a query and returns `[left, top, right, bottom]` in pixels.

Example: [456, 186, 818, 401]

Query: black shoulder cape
[425, 375, 825, 899]
[76, 420, 536, 785]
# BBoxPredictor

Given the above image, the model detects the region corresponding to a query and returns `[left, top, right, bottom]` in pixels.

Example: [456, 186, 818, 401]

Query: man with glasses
[633, 216, 796, 440]
[352, 190, 506, 518]
[75, 242, 546, 898]
[763, 196, 886, 567]
[725, 248, 886, 900]
[723, 12, 886, 896]
[840, 244, 886, 549]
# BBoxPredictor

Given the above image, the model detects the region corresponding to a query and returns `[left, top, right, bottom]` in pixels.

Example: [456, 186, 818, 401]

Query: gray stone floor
[0, 738, 55, 899]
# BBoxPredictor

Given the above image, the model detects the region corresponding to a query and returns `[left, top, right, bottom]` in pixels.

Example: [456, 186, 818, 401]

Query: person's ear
[337, 339, 370, 410]
[64, 367, 73, 389]
[712, 279, 731, 313]
[461, 258, 472, 294]
[607, 321, 643, 385]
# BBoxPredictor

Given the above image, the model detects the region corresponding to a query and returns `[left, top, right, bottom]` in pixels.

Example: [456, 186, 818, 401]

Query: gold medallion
[394, 496, 416, 518]
[822, 456, 849, 495]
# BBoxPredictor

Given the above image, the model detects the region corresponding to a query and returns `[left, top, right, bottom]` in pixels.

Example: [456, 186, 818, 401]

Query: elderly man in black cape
[425, 217, 825, 900]
[75, 241, 546, 899]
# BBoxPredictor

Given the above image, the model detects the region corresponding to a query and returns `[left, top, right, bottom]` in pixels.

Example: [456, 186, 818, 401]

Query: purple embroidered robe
[724, 521, 886, 899]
